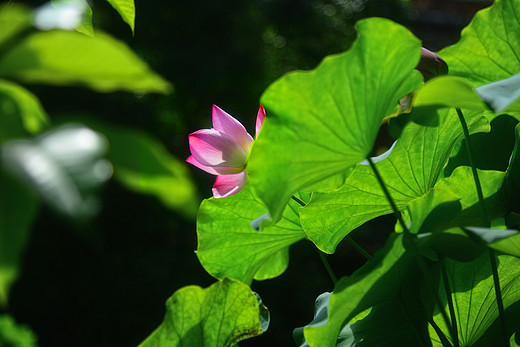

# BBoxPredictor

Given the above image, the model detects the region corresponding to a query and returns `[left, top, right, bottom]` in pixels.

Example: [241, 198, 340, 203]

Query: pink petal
[189, 129, 247, 174]
[212, 171, 247, 198]
[212, 105, 253, 153]
[186, 155, 244, 175]
[255, 105, 266, 137]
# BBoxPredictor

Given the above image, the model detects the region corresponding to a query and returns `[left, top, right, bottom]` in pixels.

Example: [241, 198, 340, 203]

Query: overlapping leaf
[439, 0, 520, 87]
[248, 18, 423, 222]
[0, 3, 31, 46]
[0, 31, 171, 93]
[300, 108, 488, 253]
[430, 253, 520, 346]
[301, 233, 415, 346]
[197, 187, 307, 284]
[139, 278, 267, 347]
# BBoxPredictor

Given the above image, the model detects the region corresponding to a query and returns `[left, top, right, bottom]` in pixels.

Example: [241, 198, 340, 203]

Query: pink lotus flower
[187, 105, 266, 198]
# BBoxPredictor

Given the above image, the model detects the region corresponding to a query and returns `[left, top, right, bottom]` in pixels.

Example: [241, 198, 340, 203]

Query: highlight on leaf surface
[139, 278, 268, 347]
[248, 17, 423, 222]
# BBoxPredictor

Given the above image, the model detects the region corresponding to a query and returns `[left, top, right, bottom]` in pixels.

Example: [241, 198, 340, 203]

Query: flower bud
[415, 47, 448, 81]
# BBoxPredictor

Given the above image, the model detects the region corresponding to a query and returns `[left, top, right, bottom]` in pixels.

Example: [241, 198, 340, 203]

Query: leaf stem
[367, 157, 458, 346]
[441, 259, 459, 345]
[318, 251, 338, 285]
[455, 107, 508, 345]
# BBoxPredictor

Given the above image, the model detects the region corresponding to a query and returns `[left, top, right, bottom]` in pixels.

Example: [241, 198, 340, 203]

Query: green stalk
[367, 157, 459, 347]
[455, 108, 508, 345]
[441, 259, 459, 344]
[318, 251, 338, 285]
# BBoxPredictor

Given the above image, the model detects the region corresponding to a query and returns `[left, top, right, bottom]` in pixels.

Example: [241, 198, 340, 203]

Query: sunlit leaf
[430, 253, 520, 346]
[475, 72, 520, 113]
[0, 79, 49, 142]
[139, 278, 267, 347]
[197, 187, 307, 284]
[0, 171, 38, 306]
[83, 121, 199, 219]
[439, 0, 520, 87]
[300, 108, 488, 253]
[106, 0, 135, 34]
[248, 18, 423, 222]
[0, 31, 171, 94]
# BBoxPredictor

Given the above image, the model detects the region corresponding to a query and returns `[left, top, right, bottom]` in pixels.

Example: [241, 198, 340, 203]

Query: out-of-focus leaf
[84, 121, 199, 219]
[0, 31, 171, 94]
[139, 278, 267, 347]
[248, 18, 423, 222]
[2, 124, 111, 219]
[300, 108, 488, 253]
[0, 171, 38, 306]
[106, 0, 135, 34]
[197, 187, 307, 284]
[439, 0, 520, 87]
[0, 3, 31, 46]
[475, 72, 520, 113]
[0, 314, 37, 347]
[430, 253, 520, 346]
[0, 79, 49, 142]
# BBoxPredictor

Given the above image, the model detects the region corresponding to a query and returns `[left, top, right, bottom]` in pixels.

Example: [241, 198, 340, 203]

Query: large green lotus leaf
[0, 79, 49, 143]
[505, 123, 520, 210]
[303, 233, 415, 346]
[0, 3, 31, 46]
[248, 18, 423, 222]
[439, 0, 520, 87]
[0, 314, 38, 346]
[0, 171, 38, 306]
[197, 187, 307, 284]
[300, 108, 488, 253]
[106, 0, 135, 34]
[0, 31, 171, 94]
[429, 253, 520, 346]
[490, 232, 520, 257]
[81, 120, 199, 219]
[139, 278, 267, 347]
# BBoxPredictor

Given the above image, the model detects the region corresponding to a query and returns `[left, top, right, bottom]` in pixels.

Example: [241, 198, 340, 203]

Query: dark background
[4, 0, 491, 345]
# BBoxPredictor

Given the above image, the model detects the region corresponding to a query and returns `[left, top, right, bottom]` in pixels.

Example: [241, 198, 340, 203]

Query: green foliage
[439, 0, 520, 87]
[197, 187, 307, 284]
[105, 0, 135, 34]
[0, 315, 37, 347]
[0, 31, 171, 93]
[300, 108, 488, 253]
[139, 278, 267, 347]
[248, 18, 423, 222]
[0, 79, 49, 142]
[81, 120, 199, 218]
[0, 172, 38, 305]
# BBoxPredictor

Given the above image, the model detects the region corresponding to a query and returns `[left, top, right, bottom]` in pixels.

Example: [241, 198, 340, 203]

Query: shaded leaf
[302, 233, 415, 346]
[475, 72, 520, 113]
[139, 278, 267, 347]
[197, 187, 307, 284]
[0, 314, 37, 347]
[0, 31, 171, 93]
[430, 253, 520, 346]
[0, 79, 49, 143]
[248, 18, 423, 222]
[0, 171, 38, 305]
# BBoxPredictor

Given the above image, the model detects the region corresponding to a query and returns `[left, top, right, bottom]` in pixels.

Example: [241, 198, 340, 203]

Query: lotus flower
[187, 105, 266, 198]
